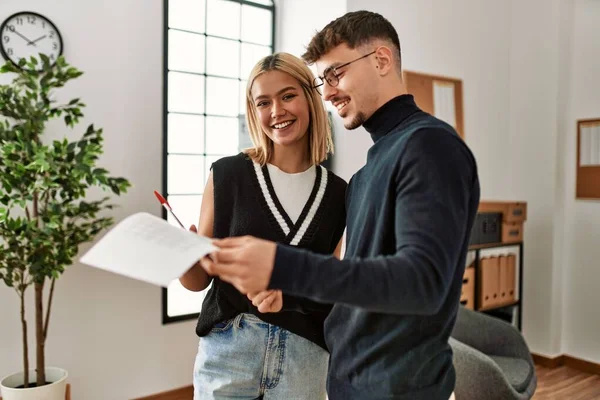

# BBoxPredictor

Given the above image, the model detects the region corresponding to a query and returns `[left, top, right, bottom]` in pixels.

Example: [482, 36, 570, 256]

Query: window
[162, 0, 275, 323]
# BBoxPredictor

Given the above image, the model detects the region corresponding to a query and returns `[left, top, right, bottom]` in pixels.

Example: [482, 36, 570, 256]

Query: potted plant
[0, 55, 131, 400]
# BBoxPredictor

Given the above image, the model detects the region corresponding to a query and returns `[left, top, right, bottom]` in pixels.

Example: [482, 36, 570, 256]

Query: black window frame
[162, 0, 276, 324]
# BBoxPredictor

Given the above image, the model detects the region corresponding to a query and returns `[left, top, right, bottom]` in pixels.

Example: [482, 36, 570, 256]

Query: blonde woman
[180, 52, 347, 400]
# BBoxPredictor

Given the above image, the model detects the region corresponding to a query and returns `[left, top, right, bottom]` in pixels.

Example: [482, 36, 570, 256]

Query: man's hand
[248, 290, 283, 313]
[200, 236, 276, 294]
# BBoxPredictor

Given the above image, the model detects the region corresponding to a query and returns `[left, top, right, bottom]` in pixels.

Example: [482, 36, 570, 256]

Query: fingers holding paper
[200, 236, 276, 294]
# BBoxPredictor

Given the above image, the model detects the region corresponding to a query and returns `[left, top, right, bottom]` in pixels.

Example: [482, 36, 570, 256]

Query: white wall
[506, 0, 563, 356]
[558, 0, 600, 363]
[549, 0, 575, 358]
[0, 1, 200, 399]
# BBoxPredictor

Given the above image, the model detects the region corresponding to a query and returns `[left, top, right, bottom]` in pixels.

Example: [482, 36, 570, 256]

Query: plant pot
[0, 367, 68, 400]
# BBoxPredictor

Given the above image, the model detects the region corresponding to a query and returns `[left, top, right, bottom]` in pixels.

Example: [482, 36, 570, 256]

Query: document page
[79, 212, 216, 287]
[433, 80, 457, 129]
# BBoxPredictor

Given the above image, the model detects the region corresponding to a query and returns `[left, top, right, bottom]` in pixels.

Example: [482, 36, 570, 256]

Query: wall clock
[0, 11, 63, 70]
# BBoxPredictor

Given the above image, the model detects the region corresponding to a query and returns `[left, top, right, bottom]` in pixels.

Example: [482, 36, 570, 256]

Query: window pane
[238, 113, 254, 150]
[241, 5, 272, 45]
[166, 194, 203, 228]
[166, 278, 208, 317]
[240, 80, 248, 115]
[168, 113, 204, 154]
[241, 43, 271, 79]
[169, 0, 206, 33]
[206, 0, 240, 40]
[206, 37, 240, 78]
[168, 72, 205, 114]
[206, 77, 239, 116]
[206, 116, 239, 154]
[168, 155, 205, 194]
[168, 30, 205, 73]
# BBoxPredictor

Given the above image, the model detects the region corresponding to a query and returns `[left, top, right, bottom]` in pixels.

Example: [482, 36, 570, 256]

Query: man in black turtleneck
[201, 10, 480, 400]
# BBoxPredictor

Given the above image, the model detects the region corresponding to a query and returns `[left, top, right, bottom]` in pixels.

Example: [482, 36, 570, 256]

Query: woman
[180, 52, 347, 400]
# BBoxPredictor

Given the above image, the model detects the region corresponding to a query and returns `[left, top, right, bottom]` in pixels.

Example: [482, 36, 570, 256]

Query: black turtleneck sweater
[269, 95, 480, 400]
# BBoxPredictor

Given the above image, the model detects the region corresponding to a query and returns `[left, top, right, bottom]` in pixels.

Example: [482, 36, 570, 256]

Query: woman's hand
[248, 290, 283, 313]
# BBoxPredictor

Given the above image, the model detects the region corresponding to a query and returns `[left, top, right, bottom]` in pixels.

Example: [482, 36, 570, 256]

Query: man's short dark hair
[302, 10, 401, 70]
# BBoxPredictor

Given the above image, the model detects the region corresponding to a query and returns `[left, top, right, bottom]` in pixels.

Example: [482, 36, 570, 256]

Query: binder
[460, 267, 475, 310]
[478, 256, 499, 310]
[498, 255, 509, 305]
[507, 254, 517, 302]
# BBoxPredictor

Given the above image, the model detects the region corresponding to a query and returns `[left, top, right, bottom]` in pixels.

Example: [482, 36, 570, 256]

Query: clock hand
[27, 35, 47, 46]
[13, 29, 34, 45]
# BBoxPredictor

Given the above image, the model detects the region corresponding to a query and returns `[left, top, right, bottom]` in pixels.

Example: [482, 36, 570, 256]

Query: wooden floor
[533, 364, 600, 400]
[133, 364, 600, 400]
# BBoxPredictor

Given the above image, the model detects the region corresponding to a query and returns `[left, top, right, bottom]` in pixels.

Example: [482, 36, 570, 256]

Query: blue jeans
[193, 313, 329, 400]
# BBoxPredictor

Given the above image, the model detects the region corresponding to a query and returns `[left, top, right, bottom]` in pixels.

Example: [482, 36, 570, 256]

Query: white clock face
[1, 12, 63, 70]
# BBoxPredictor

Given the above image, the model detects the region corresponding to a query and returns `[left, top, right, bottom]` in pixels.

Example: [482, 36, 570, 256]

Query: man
[201, 10, 480, 400]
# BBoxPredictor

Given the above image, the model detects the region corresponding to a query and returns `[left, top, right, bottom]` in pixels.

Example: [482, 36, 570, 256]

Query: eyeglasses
[312, 50, 376, 90]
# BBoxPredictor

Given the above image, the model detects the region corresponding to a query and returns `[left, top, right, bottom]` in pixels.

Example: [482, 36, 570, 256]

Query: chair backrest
[450, 308, 538, 399]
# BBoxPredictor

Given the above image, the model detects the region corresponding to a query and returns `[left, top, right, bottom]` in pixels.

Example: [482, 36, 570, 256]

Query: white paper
[594, 126, 600, 166]
[591, 126, 599, 166]
[580, 125, 591, 166]
[579, 124, 600, 167]
[79, 212, 217, 287]
[433, 80, 456, 128]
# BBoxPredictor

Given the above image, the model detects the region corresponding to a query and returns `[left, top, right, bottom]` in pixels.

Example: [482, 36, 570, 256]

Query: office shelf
[467, 241, 523, 330]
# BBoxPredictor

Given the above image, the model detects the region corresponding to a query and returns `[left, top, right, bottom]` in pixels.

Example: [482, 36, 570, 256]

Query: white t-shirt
[266, 163, 316, 224]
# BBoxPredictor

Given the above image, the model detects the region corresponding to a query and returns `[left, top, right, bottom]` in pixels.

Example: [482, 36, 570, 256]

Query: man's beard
[344, 111, 367, 130]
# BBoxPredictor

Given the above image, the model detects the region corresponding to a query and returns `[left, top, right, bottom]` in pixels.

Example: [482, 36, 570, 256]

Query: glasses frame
[312, 50, 377, 90]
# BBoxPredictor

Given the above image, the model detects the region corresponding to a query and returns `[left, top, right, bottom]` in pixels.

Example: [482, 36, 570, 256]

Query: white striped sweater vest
[195, 152, 347, 350]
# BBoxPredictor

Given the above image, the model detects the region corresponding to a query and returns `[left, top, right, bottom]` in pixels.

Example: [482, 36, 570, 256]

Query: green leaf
[84, 124, 95, 137]
[93, 168, 108, 176]
[2, 180, 12, 193]
[39, 53, 50, 66]
[0, 63, 18, 73]
[56, 55, 66, 68]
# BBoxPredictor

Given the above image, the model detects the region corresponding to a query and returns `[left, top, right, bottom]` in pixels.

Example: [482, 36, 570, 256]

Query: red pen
[153, 190, 185, 229]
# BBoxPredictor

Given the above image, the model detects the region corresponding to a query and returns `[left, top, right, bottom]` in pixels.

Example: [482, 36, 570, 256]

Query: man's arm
[277, 220, 345, 314]
[269, 129, 477, 315]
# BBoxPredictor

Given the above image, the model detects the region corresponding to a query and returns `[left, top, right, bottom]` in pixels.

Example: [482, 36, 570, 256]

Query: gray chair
[450, 307, 537, 400]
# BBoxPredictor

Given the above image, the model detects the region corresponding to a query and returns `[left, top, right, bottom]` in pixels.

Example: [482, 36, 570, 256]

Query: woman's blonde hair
[244, 52, 333, 166]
